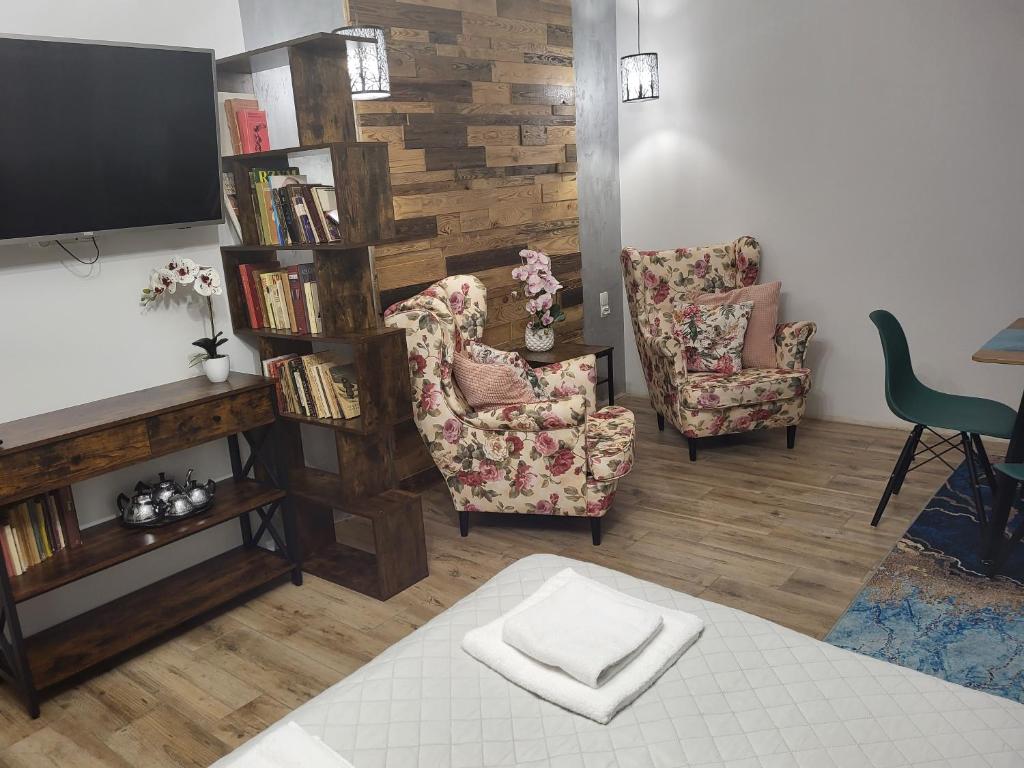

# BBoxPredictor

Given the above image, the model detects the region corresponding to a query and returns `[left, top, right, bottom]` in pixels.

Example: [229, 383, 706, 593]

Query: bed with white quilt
[216, 554, 1024, 768]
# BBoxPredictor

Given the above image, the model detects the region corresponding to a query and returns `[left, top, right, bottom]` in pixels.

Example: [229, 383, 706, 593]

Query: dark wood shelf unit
[25, 547, 292, 690]
[216, 32, 372, 77]
[236, 323, 404, 345]
[0, 375, 301, 718]
[10, 479, 285, 603]
[217, 36, 427, 600]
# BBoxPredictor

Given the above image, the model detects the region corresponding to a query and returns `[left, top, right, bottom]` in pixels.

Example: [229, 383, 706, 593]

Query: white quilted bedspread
[217, 554, 1024, 768]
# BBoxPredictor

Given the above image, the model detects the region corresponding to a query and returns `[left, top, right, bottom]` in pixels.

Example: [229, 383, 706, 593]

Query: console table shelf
[10, 479, 285, 603]
[25, 546, 292, 690]
[0, 374, 300, 718]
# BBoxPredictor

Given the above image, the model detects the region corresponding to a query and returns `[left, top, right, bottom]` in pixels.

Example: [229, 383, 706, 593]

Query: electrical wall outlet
[599, 291, 612, 317]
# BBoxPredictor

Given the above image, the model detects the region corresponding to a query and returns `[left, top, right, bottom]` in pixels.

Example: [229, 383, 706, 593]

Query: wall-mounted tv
[0, 35, 222, 244]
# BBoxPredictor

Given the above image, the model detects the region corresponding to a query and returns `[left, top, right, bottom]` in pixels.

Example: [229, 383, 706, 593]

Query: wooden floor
[0, 397, 955, 767]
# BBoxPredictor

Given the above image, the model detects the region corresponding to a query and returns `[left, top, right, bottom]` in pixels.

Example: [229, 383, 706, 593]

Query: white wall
[616, 0, 1024, 426]
[0, 1, 250, 633]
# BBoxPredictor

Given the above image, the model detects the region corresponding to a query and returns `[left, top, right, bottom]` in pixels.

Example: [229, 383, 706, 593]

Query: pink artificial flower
[536, 293, 553, 311]
[541, 311, 553, 327]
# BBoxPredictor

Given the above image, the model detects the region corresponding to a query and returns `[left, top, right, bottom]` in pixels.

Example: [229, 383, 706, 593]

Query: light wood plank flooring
[0, 398, 955, 767]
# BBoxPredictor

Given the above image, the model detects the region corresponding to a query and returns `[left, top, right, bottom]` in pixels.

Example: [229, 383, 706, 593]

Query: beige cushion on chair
[694, 281, 781, 369]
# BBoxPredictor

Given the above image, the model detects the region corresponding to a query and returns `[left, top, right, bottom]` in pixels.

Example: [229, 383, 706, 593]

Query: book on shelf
[237, 263, 321, 335]
[246, 167, 343, 246]
[0, 490, 76, 578]
[237, 108, 270, 154]
[220, 94, 258, 156]
[222, 171, 242, 241]
[261, 352, 361, 421]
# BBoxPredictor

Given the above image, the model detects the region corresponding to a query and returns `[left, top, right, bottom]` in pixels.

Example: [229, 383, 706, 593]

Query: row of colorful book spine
[0, 489, 81, 578]
[238, 261, 322, 335]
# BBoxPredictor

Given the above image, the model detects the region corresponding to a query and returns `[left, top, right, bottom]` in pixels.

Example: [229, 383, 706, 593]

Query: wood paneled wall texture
[346, 0, 583, 348]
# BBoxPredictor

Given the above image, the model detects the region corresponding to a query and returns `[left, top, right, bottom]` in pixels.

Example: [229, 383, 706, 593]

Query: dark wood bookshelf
[217, 35, 427, 601]
[0, 375, 300, 718]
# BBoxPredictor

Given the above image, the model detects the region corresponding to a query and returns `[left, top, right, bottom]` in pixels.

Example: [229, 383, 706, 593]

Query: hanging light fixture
[333, 25, 390, 100]
[620, 0, 659, 103]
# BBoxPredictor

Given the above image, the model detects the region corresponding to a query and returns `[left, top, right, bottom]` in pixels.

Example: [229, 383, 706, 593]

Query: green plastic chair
[869, 310, 1017, 526]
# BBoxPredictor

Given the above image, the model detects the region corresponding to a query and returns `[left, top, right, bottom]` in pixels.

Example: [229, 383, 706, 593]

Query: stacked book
[238, 261, 322, 334]
[248, 168, 342, 246]
[223, 96, 270, 155]
[263, 353, 361, 421]
[1, 490, 81, 578]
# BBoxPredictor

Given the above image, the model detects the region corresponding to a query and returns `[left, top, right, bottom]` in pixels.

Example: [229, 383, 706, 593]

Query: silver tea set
[116, 470, 216, 528]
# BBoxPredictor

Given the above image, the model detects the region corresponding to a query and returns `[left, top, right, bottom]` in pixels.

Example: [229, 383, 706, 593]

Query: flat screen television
[0, 35, 222, 244]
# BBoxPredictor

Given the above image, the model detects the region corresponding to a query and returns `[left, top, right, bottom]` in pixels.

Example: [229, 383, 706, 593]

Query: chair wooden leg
[971, 433, 998, 491]
[687, 438, 698, 462]
[459, 511, 469, 537]
[657, 413, 665, 431]
[786, 425, 797, 449]
[590, 517, 602, 546]
[892, 424, 923, 496]
[961, 432, 988, 530]
[872, 426, 920, 526]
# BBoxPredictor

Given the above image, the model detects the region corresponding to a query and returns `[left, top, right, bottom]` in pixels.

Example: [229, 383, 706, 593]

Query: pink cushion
[453, 352, 538, 409]
[694, 281, 781, 369]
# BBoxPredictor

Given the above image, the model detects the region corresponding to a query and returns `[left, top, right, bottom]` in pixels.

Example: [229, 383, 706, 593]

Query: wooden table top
[514, 341, 612, 365]
[0, 373, 270, 454]
[973, 318, 1024, 365]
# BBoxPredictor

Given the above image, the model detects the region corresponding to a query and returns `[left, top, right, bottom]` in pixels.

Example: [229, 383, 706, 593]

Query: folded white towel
[463, 568, 704, 724]
[222, 722, 355, 768]
[502, 569, 664, 687]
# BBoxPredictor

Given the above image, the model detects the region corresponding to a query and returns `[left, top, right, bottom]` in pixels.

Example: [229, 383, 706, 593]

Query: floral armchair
[622, 236, 816, 461]
[384, 276, 635, 544]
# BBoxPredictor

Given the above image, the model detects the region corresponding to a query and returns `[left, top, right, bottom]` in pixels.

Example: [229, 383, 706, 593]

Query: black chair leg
[590, 517, 602, 546]
[786, 425, 797, 449]
[892, 424, 923, 496]
[687, 438, 698, 462]
[971, 433, 998, 491]
[961, 432, 988, 530]
[459, 510, 469, 537]
[872, 426, 921, 526]
[657, 413, 665, 431]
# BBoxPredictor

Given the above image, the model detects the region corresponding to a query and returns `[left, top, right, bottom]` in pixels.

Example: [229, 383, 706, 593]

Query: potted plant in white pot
[141, 258, 231, 383]
[512, 249, 565, 351]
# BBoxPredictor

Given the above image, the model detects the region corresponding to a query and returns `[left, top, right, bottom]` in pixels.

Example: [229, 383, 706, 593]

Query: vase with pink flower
[141, 258, 230, 383]
[512, 249, 564, 352]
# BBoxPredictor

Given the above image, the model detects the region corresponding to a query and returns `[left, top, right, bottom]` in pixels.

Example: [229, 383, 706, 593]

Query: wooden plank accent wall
[347, 0, 583, 348]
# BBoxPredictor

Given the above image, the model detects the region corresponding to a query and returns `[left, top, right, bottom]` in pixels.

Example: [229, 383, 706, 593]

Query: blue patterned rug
[826, 461, 1024, 702]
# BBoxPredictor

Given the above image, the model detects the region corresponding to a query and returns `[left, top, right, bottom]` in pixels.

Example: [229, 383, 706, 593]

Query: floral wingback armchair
[384, 275, 635, 544]
[622, 236, 816, 460]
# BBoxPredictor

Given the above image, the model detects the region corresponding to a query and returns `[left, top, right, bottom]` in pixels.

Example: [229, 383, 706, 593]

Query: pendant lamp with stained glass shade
[621, 0, 659, 102]
[333, 25, 390, 100]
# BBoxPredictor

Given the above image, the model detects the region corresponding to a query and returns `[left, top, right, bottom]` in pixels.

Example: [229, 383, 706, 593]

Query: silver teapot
[162, 489, 196, 519]
[183, 469, 216, 509]
[117, 488, 161, 525]
[151, 472, 183, 505]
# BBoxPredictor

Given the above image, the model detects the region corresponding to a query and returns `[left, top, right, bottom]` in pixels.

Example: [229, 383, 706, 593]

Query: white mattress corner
[216, 553, 1024, 768]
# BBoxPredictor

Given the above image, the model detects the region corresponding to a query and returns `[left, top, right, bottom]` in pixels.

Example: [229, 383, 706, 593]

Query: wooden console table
[0, 374, 299, 718]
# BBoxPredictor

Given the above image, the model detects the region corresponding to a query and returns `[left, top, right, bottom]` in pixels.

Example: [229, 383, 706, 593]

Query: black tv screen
[0, 36, 222, 243]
